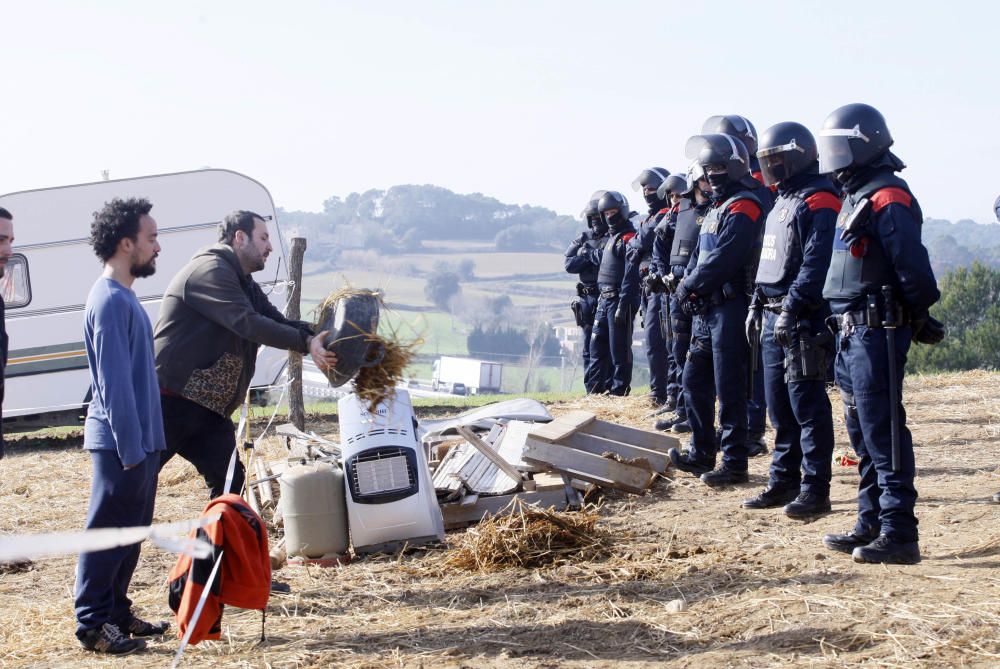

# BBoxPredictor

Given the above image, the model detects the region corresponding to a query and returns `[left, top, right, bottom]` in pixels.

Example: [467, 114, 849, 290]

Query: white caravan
[0, 169, 292, 430]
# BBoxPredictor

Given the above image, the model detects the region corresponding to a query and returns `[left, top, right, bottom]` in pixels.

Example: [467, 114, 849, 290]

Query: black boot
[700, 466, 749, 487]
[742, 485, 800, 509]
[823, 528, 879, 554]
[993, 491, 1000, 504]
[654, 415, 679, 431]
[671, 419, 691, 434]
[784, 492, 832, 518]
[852, 535, 921, 565]
[668, 447, 713, 476]
[746, 432, 769, 458]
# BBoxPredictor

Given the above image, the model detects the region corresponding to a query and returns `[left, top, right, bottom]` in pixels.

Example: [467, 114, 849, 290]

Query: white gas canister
[279, 462, 350, 559]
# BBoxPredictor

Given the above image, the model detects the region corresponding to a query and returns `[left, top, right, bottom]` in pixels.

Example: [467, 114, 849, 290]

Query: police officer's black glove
[774, 309, 797, 348]
[614, 305, 632, 327]
[911, 311, 945, 345]
[745, 308, 761, 346]
[643, 272, 664, 294]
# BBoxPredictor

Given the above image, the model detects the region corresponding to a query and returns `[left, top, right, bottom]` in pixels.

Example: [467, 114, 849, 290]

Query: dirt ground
[1, 370, 999, 668]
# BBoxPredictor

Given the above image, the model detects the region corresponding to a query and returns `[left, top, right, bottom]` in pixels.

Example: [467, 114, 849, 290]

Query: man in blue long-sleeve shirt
[74, 198, 169, 655]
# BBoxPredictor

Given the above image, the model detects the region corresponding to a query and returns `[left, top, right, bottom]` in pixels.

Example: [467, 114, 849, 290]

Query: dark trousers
[578, 293, 602, 393]
[762, 311, 835, 495]
[669, 295, 691, 420]
[159, 394, 242, 500]
[748, 352, 767, 435]
[835, 324, 918, 542]
[683, 296, 749, 471]
[642, 289, 670, 402]
[587, 294, 633, 396]
[75, 450, 159, 637]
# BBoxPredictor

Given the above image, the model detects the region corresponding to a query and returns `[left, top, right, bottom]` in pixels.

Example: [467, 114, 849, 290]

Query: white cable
[170, 549, 225, 669]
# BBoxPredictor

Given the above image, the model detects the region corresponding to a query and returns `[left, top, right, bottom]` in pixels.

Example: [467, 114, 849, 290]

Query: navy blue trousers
[669, 295, 691, 420]
[587, 294, 633, 396]
[748, 352, 767, 434]
[835, 324, 918, 542]
[762, 311, 835, 495]
[578, 294, 601, 393]
[642, 289, 670, 402]
[683, 296, 749, 470]
[75, 450, 159, 637]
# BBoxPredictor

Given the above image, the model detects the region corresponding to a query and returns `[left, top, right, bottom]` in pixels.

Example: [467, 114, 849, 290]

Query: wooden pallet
[523, 410, 678, 493]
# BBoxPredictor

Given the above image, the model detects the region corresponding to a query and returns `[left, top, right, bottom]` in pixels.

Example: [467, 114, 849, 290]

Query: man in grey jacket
[155, 210, 337, 498]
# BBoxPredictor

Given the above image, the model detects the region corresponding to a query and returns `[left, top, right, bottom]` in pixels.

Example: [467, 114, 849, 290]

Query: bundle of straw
[439, 499, 611, 572]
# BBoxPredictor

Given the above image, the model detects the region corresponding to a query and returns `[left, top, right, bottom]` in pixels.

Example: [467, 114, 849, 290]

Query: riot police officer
[566, 191, 610, 393]
[669, 134, 765, 486]
[586, 191, 639, 396]
[703, 114, 774, 455]
[648, 171, 700, 430]
[818, 103, 942, 564]
[741, 122, 838, 519]
[627, 168, 673, 407]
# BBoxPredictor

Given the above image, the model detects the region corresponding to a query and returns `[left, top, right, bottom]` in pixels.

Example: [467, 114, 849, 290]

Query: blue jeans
[835, 323, 918, 542]
[587, 294, 633, 396]
[683, 296, 749, 470]
[578, 293, 600, 392]
[762, 310, 835, 495]
[748, 352, 767, 434]
[75, 450, 159, 637]
[642, 289, 669, 401]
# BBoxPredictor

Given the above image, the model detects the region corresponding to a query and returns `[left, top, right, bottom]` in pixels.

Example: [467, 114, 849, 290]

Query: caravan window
[0, 254, 31, 308]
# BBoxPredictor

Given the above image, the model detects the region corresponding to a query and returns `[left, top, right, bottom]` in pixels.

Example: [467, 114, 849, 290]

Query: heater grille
[344, 427, 410, 445]
[349, 447, 417, 501]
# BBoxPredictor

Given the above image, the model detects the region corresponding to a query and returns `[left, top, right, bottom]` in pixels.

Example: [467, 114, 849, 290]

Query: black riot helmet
[817, 103, 894, 175]
[631, 167, 670, 208]
[703, 115, 758, 156]
[656, 173, 690, 201]
[581, 190, 608, 235]
[685, 133, 750, 197]
[597, 191, 630, 232]
[756, 122, 819, 187]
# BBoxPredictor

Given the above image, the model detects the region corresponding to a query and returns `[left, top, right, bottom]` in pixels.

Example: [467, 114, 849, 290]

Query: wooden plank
[584, 420, 680, 454]
[254, 457, 275, 508]
[495, 420, 544, 471]
[440, 489, 568, 529]
[526, 410, 597, 443]
[523, 437, 654, 492]
[531, 471, 570, 492]
[564, 432, 669, 474]
[456, 426, 523, 489]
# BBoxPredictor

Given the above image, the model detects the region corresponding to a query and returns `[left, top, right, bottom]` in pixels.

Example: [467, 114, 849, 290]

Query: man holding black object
[155, 210, 337, 499]
[818, 103, 943, 565]
[741, 122, 838, 519]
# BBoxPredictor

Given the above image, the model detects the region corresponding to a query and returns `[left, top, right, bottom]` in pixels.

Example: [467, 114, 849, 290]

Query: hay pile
[438, 499, 612, 572]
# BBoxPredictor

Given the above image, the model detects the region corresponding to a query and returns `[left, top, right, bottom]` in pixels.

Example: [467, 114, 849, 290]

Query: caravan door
[0, 169, 292, 428]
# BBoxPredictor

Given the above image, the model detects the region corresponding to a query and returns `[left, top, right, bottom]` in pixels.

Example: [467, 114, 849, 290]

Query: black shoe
[660, 395, 677, 412]
[671, 420, 691, 434]
[654, 415, 679, 431]
[993, 491, 1000, 504]
[784, 492, 832, 518]
[823, 529, 879, 554]
[79, 623, 146, 655]
[742, 485, 800, 509]
[746, 432, 769, 458]
[270, 579, 292, 593]
[668, 448, 713, 476]
[852, 535, 921, 565]
[700, 466, 749, 487]
[121, 616, 170, 637]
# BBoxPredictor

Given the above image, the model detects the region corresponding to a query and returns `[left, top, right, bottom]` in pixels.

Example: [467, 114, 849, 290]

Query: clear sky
[2, 1, 995, 223]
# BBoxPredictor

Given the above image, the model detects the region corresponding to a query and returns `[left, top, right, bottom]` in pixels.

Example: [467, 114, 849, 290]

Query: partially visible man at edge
[0, 208, 13, 459]
[154, 210, 337, 499]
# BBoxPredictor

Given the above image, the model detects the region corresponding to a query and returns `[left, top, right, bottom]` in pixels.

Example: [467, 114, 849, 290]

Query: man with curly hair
[74, 197, 169, 655]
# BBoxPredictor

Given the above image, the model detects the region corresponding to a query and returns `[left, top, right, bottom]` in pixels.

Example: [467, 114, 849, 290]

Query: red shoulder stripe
[805, 191, 842, 213]
[622, 232, 636, 243]
[657, 207, 671, 214]
[871, 187, 912, 212]
[728, 199, 762, 221]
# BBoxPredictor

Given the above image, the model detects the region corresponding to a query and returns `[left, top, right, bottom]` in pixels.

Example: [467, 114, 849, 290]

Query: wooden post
[287, 237, 307, 431]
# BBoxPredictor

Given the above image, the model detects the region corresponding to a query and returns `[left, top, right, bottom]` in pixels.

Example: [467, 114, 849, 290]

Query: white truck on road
[431, 356, 503, 395]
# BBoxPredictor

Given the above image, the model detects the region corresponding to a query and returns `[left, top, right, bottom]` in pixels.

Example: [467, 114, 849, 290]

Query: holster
[788, 320, 834, 382]
[570, 299, 584, 327]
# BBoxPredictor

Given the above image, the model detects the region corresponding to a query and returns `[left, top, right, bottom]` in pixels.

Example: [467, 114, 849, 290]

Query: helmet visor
[818, 126, 869, 174]
[757, 140, 806, 186]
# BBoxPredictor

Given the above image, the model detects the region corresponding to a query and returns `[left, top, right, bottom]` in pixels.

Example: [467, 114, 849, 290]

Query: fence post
[287, 237, 307, 430]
